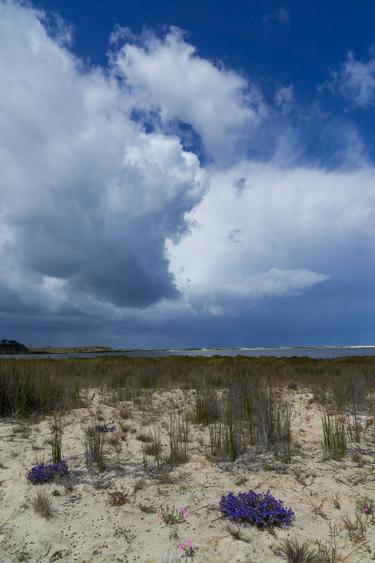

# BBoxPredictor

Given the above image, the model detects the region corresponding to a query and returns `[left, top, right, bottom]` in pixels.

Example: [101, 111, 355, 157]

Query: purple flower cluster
[26, 460, 69, 483]
[95, 424, 116, 433]
[220, 490, 294, 528]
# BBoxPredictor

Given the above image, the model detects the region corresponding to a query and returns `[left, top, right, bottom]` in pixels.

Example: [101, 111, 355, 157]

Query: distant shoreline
[27, 344, 375, 354]
[2, 345, 375, 360]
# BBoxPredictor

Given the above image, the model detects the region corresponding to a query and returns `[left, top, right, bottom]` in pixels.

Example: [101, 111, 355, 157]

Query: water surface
[2, 346, 375, 359]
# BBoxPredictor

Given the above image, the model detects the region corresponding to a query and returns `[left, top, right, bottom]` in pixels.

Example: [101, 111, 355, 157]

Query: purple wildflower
[26, 460, 69, 483]
[95, 424, 116, 433]
[220, 490, 294, 528]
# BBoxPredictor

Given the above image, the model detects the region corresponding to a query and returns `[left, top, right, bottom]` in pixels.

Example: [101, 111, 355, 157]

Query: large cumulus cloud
[0, 1, 207, 319]
[168, 163, 375, 316]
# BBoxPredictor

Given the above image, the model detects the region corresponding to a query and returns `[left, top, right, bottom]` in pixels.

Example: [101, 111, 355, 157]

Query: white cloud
[0, 0, 207, 314]
[168, 162, 375, 313]
[274, 85, 295, 114]
[113, 27, 265, 160]
[329, 51, 375, 107]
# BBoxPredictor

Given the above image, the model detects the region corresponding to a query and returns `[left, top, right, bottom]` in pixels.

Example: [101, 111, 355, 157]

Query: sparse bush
[169, 411, 189, 465]
[208, 420, 243, 462]
[84, 422, 106, 472]
[272, 401, 293, 463]
[143, 440, 162, 457]
[108, 490, 128, 506]
[142, 427, 163, 468]
[347, 409, 362, 442]
[0, 361, 81, 417]
[331, 372, 366, 411]
[356, 496, 374, 517]
[322, 412, 347, 459]
[236, 380, 293, 462]
[280, 537, 319, 562]
[209, 422, 225, 459]
[157, 505, 188, 525]
[50, 416, 63, 464]
[314, 523, 341, 563]
[32, 491, 53, 519]
[342, 513, 367, 543]
[195, 386, 220, 425]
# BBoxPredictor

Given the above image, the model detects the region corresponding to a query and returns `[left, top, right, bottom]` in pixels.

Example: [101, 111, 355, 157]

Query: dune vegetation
[0, 356, 374, 561]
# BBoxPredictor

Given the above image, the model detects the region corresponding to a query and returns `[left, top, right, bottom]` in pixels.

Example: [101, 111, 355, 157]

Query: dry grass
[280, 537, 319, 562]
[32, 491, 53, 519]
[1, 355, 374, 419]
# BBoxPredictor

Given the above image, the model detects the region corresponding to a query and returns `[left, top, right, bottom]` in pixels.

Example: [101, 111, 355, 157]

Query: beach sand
[0, 388, 374, 562]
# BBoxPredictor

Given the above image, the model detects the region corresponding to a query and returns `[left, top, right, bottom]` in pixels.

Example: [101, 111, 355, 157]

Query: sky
[1, 0, 375, 347]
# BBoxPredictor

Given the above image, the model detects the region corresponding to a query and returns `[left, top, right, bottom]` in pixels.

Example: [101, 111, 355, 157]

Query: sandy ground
[0, 388, 374, 562]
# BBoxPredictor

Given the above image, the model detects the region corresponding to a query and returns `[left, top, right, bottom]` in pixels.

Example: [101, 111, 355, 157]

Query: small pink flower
[364, 506, 369, 513]
[186, 539, 193, 548]
[178, 543, 185, 551]
[179, 506, 189, 519]
[155, 513, 162, 523]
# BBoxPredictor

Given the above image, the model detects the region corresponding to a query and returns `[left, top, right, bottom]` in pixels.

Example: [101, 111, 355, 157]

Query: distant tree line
[0, 339, 28, 354]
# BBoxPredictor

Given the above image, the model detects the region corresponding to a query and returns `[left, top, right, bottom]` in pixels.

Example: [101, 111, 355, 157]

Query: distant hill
[0, 339, 29, 354]
[28, 346, 114, 354]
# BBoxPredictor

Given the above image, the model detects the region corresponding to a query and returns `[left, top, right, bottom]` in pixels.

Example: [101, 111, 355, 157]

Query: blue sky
[31, 0, 375, 153]
[1, 0, 375, 346]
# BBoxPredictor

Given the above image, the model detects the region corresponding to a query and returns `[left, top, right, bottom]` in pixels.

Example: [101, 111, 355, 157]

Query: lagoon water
[2, 346, 375, 360]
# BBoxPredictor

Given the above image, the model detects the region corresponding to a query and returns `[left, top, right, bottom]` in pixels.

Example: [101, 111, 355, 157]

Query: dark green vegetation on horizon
[0, 355, 374, 419]
[0, 339, 28, 354]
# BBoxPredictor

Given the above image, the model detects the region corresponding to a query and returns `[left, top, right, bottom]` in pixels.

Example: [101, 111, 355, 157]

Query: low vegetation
[0, 355, 374, 420]
[32, 490, 53, 519]
[220, 490, 295, 528]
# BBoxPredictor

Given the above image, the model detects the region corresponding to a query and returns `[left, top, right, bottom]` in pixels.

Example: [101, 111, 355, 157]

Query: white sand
[0, 389, 374, 562]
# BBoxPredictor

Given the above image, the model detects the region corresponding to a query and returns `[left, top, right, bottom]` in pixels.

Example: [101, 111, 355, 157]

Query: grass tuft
[280, 537, 319, 562]
[84, 420, 106, 472]
[50, 416, 63, 464]
[32, 491, 53, 519]
[322, 412, 347, 459]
